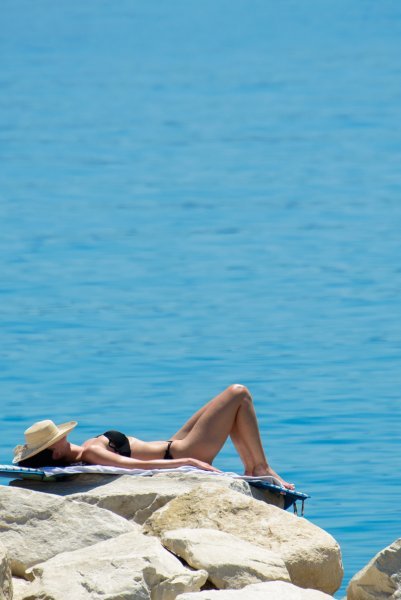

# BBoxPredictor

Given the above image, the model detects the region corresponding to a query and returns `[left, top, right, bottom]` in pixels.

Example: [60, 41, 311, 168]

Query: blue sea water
[1, 1, 401, 596]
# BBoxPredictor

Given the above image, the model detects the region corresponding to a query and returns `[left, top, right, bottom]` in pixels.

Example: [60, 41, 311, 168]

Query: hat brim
[12, 421, 77, 464]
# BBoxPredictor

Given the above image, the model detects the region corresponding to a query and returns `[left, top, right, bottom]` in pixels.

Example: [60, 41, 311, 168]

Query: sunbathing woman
[13, 384, 295, 489]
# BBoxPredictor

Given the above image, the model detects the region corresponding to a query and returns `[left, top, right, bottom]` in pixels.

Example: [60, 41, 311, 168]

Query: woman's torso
[81, 433, 171, 460]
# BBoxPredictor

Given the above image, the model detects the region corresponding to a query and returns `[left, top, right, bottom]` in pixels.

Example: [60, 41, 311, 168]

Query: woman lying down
[13, 384, 295, 490]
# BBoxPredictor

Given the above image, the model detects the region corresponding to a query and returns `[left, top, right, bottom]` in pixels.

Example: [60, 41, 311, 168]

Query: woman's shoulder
[81, 435, 104, 449]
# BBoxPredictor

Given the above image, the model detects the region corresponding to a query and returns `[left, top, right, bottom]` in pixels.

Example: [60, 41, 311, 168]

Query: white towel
[41, 464, 283, 487]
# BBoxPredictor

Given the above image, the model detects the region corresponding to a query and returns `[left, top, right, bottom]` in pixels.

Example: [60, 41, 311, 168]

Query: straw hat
[13, 419, 77, 464]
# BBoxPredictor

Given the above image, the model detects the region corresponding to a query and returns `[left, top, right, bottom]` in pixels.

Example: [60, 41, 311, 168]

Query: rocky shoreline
[0, 472, 398, 599]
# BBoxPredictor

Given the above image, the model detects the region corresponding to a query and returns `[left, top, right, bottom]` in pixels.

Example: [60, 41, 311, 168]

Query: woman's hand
[177, 457, 222, 473]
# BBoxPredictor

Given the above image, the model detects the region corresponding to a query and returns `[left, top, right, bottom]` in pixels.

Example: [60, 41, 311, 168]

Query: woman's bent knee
[228, 384, 252, 401]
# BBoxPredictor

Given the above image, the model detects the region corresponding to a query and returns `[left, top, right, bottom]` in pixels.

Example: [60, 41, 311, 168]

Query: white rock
[0, 541, 12, 600]
[68, 472, 255, 523]
[347, 537, 401, 600]
[11, 471, 284, 522]
[21, 531, 208, 600]
[11, 577, 30, 600]
[161, 527, 290, 589]
[144, 484, 343, 595]
[176, 580, 334, 599]
[0, 486, 135, 577]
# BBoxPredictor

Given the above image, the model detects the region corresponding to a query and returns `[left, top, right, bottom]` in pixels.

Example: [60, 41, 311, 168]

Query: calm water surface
[1, 2, 401, 597]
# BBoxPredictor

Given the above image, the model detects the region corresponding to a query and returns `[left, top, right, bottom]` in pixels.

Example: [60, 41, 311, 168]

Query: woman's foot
[251, 463, 295, 490]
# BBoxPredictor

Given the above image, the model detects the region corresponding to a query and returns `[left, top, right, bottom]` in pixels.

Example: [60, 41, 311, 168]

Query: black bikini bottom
[101, 430, 131, 457]
[164, 440, 174, 459]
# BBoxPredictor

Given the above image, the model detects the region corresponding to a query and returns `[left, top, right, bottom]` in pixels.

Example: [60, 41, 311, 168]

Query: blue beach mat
[249, 479, 309, 513]
[0, 464, 64, 481]
[0, 464, 309, 514]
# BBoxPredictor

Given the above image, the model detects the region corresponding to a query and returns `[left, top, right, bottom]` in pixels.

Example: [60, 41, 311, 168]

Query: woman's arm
[81, 444, 220, 472]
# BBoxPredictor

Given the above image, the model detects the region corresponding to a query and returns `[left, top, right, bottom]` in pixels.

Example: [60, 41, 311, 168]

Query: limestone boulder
[20, 531, 208, 600]
[10, 471, 283, 523]
[11, 577, 30, 600]
[176, 580, 334, 599]
[161, 527, 290, 589]
[0, 486, 135, 577]
[347, 537, 401, 600]
[144, 484, 343, 595]
[0, 541, 12, 600]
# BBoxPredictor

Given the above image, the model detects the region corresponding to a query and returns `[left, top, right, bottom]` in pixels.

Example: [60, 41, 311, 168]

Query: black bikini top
[99, 430, 131, 457]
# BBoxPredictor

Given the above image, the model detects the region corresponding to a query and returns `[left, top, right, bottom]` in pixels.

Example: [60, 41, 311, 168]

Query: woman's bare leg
[227, 386, 294, 488]
[171, 384, 294, 489]
[170, 388, 256, 471]
[170, 397, 215, 440]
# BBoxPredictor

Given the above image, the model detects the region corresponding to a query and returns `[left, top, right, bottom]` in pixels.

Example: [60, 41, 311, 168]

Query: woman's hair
[18, 448, 71, 468]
